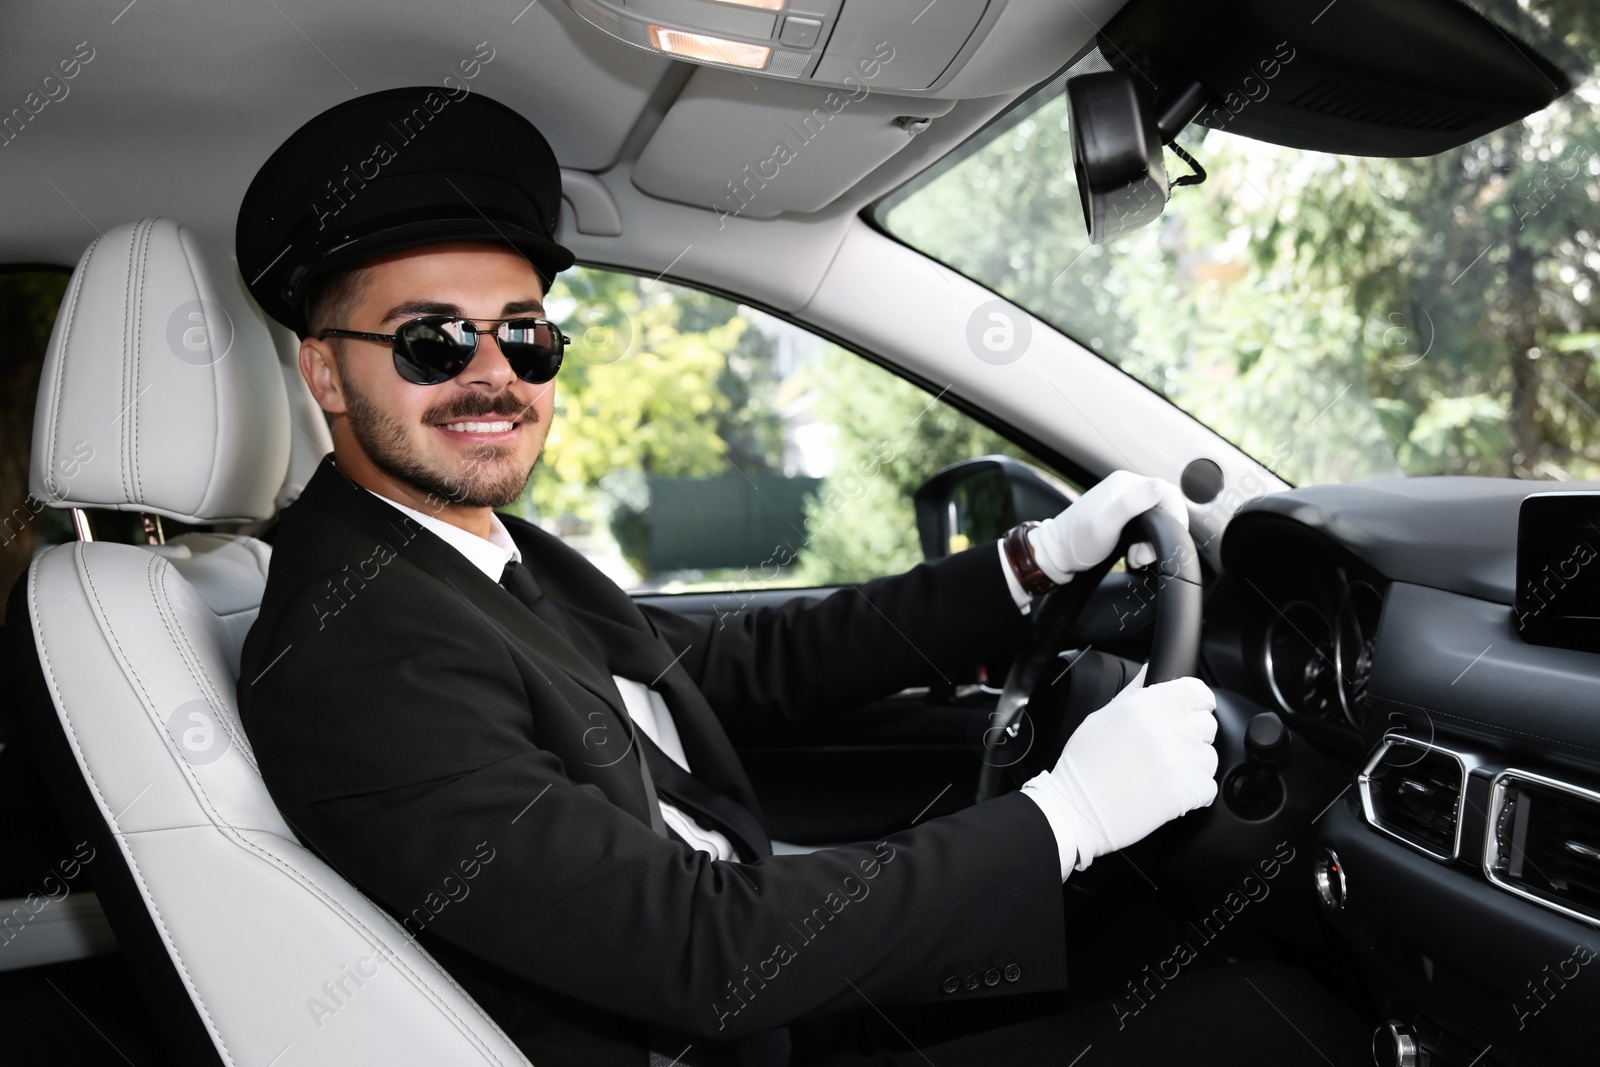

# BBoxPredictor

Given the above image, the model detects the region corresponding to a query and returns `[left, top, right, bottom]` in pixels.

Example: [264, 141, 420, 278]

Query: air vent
[1358, 736, 1468, 860]
[1286, 78, 1488, 133]
[1485, 770, 1600, 925]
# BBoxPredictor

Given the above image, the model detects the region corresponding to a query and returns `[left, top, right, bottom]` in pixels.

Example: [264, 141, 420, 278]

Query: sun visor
[1098, 0, 1573, 157]
[633, 68, 957, 216]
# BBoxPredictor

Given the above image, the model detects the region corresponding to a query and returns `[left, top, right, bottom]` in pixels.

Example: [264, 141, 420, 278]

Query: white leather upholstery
[27, 544, 532, 1065]
[28, 218, 291, 524]
[24, 219, 533, 1065]
[148, 534, 272, 677]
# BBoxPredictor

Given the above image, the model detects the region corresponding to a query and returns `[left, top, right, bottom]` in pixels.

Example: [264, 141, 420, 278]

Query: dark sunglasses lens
[394, 318, 476, 385]
[498, 320, 565, 384]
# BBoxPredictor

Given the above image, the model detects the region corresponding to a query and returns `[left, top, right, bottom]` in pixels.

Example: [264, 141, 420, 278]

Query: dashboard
[1202, 512, 1388, 760]
[1209, 477, 1600, 1066]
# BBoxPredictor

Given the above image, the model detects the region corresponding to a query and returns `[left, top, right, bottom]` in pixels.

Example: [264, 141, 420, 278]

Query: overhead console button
[780, 16, 823, 47]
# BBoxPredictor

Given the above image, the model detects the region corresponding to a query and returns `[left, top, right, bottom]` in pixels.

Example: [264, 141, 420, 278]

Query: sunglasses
[318, 316, 568, 386]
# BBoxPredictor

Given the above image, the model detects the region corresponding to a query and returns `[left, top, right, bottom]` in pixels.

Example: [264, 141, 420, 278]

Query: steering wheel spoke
[974, 510, 1201, 802]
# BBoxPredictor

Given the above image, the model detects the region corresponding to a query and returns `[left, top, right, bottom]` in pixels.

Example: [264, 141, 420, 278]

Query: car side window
[531, 266, 1069, 593]
[1, 268, 74, 617]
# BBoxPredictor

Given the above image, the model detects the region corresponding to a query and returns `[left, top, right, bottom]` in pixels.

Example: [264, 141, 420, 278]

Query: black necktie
[499, 558, 771, 863]
[500, 559, 605, 671]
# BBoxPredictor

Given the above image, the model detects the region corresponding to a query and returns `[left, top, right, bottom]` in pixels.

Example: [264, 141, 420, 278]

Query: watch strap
[1002, 520, 1056, 597]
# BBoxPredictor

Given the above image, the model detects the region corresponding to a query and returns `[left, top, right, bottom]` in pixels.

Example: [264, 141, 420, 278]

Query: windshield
[880, 15, 1600, 485]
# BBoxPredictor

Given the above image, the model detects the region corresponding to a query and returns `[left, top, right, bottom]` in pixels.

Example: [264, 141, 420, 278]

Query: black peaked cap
[236, 86, 575, 336]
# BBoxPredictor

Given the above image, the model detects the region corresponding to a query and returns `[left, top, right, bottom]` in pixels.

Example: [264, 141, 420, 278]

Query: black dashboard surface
[1210, 477, 1600, 771]
[1217, 483, 1600, 1063]
[1221, 476, 1600, 606]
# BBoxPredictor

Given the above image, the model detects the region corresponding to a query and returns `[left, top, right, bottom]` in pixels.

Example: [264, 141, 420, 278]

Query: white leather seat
[17, 218, 534, 1065]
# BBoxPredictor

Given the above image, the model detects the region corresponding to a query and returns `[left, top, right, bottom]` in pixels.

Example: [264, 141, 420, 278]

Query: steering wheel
[975, 508, 1202, 801]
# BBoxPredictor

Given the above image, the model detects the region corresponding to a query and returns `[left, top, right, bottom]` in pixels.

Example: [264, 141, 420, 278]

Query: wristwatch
[1002, 520, 1057, 597]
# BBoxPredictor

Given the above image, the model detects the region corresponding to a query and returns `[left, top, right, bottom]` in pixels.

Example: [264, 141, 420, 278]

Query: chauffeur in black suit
[235, 89, 1360, 1067]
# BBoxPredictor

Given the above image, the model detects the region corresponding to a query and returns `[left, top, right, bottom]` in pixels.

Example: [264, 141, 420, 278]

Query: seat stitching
[124, 220, 138, 502]
[120, 224, 135, 502]
[132, 552, 516, 1054]
[175, 226, 229, 517]
[1368, 693, 1600, 759]
[45, 240, 95, 497]
[44, 548, 521, 1065]
[131, 220, 153, 502]
[33, 548, 235, 1064]
[147, 557, 259, 775]
[185, 825, 524, 1066]
[148, 556, 257, 772]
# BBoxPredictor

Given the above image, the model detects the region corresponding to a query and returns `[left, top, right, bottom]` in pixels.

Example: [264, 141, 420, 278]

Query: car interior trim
[1357, 733, 1477, 863]
[1482, 766, 1600, 928]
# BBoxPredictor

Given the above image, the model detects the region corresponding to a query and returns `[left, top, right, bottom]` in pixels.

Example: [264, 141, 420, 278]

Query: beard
[339, 366, 538, 509]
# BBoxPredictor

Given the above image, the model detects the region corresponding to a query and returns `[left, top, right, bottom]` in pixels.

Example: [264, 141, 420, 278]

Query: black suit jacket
[238, 456, 1067, 1067]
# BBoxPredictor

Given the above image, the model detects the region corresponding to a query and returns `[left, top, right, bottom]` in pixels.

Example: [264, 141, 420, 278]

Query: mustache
[423, 392, 538, 425]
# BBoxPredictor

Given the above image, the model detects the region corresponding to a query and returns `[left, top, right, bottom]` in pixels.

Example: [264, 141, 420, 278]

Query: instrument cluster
[1258, 577, 1384, 731]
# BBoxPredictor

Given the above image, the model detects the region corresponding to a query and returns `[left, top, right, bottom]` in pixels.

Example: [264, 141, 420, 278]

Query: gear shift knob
[1245, 711, 1290, 767]
[1224, 712, 1289, 818]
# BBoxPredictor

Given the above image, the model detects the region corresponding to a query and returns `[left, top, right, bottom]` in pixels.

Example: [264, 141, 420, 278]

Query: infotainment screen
[1515, 492, 1600, 653]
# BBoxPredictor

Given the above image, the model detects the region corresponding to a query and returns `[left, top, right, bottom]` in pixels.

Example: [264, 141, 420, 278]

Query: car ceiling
[0, 0, 1121, 300]
[3, 0, 1295, 535]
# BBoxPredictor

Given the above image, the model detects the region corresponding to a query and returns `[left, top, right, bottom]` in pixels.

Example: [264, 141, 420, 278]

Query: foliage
[534, 267, 1057, 586]
[788, 344, 1047, 585]
[885, 4, 1600, 484]
[536, 268, 784, 574]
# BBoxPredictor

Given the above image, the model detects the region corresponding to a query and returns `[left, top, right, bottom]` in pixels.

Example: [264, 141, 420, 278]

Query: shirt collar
[364, 487, 522, 583]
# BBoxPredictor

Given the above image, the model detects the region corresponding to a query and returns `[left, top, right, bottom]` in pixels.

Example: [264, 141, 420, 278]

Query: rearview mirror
[1067, 70, 1169, 245]
[913, 456, 1073, 561]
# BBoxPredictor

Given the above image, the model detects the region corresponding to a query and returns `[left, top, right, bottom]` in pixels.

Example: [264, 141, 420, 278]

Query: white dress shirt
[365, 486, 1072, 878]
[366, 489, 738, 861]
[998, 539, 1031, 611]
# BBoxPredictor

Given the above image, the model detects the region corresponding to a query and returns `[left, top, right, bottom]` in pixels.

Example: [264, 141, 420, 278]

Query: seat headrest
[29, 218, 292, 524]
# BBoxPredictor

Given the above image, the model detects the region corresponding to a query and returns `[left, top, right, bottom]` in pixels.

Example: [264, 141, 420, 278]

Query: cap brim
[293, 216, 576, 334]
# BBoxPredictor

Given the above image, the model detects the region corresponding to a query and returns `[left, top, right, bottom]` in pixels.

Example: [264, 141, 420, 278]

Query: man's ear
[300, 338, 347, 415]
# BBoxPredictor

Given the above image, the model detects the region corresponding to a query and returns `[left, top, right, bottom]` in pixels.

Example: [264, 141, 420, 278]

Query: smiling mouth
[436, 419, 518, 435]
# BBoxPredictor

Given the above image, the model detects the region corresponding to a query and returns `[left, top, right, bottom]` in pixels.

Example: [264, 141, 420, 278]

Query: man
[236, 88, 1357, 1067]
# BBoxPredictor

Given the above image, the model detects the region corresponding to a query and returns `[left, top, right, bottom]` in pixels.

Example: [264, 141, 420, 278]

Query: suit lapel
[289, 457, 765, 827]
[291, 458, 635, 734]
[524, 558, 767, 820]
[438, 561, 634, 729]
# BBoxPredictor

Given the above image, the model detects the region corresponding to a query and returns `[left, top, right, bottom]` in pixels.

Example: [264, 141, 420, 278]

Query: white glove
[1021, 665, 1219, 878]
[1027, 470, 1188, 580]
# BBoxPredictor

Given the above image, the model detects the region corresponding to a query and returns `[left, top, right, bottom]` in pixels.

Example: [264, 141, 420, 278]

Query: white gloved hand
[1027, 470, 1188, 581]
[1021, 665, 1218, 874]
